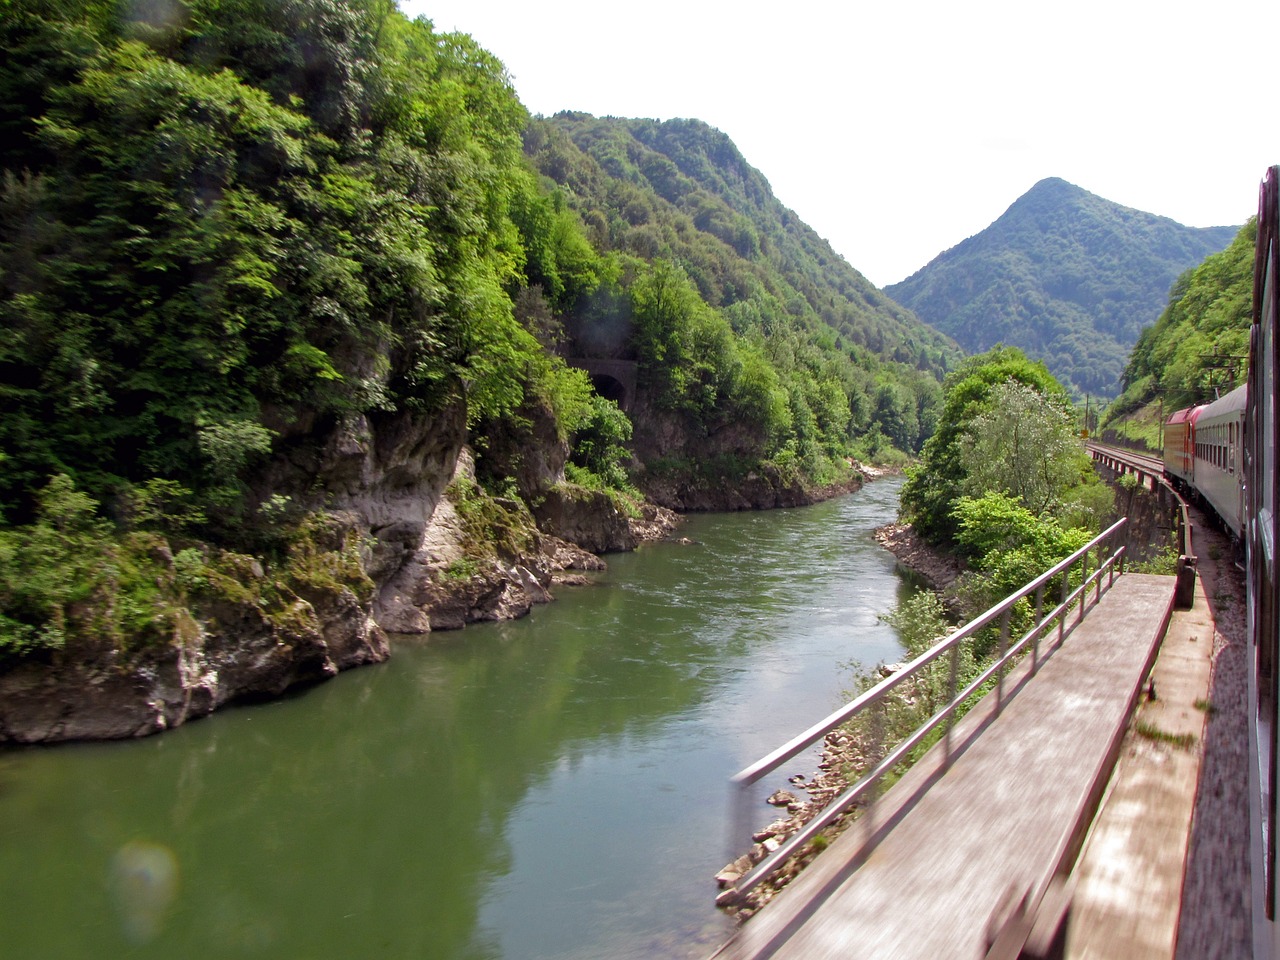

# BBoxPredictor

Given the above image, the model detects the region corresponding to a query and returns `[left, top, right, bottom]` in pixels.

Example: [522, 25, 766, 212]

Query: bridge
[708, 451, 1214, 959]
[1086, 441, 1194, 559]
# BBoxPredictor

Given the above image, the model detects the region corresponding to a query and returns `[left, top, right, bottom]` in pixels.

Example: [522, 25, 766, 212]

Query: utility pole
[1199, 350, 1248, 399]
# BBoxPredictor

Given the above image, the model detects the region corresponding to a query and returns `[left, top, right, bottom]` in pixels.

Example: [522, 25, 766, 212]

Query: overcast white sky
[400, 0, 1279, 289]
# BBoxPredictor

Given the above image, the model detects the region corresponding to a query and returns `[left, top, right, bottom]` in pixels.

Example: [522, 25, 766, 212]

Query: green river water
[0, 477, 916, 960]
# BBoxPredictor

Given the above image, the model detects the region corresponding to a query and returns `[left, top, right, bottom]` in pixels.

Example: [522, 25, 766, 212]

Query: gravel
[1175, 506, 1253, 958]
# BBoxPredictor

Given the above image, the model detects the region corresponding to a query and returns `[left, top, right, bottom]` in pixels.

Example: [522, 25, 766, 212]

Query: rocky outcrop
[0, 578, 388, 743]
[640, 464, 865, 512]
[627, 395, 868, 511]
[532, 485, 638, 553]
[873, 522, 966, 590]
[472, 395, 570, 498]
[0, 400, 687, 743]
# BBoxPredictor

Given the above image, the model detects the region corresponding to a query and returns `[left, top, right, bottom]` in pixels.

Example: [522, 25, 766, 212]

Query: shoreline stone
[873, 521, 966, 590]
[718, 511, 957, 917]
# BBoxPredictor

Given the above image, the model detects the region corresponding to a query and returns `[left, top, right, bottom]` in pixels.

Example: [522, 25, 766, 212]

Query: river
[0, 477, 915, 960]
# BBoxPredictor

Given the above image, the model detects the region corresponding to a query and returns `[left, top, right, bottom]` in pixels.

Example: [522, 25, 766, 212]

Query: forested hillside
[1110, 218, 1256, 419]
[520, 113, 959, 468]
[0, 0, 956, 736]
[885, 178, 1237, 399]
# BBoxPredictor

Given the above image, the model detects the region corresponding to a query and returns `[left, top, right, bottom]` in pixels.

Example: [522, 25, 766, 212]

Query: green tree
[960, 379, 1087, 515]
[900, 346, 1066, 543]
[567, 396, 633, 490]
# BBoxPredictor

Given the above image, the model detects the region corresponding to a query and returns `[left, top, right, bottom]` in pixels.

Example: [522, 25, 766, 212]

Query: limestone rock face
[0, 588, 388, 743]
[0, 400, 681, 743]
[533, 485, 637, 554]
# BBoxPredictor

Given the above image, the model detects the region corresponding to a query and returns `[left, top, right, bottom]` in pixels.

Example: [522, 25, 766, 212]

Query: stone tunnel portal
[567, 358, 637, 412]
[592, 374, 627, 408]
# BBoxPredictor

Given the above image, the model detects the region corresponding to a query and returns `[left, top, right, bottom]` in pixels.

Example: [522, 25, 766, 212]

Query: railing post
[945, 643, 960, 765]
[1032, 583, 1045, 673]
[996, 608, 1011, 713]
[866, 697, 886, 831]
[1077, 555, 1088, 625]
[1059, 573, 1068, 646]
[731, 779, 751, 870]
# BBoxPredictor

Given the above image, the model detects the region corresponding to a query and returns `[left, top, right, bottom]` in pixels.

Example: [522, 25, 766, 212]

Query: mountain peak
[885, 184, 1239, 398]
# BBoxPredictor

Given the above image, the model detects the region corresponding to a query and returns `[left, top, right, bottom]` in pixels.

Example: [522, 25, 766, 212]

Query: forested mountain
[885, 178, 1238, 399]
[520, 114, 960, 462]
[0, 0, 959, 732]
[1110, 218, 1256, 419]
[527, 114, 956, 370]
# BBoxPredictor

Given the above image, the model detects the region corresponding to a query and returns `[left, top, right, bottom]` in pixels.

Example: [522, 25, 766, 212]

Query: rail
[1086, 441, 1194, 558]
[722, 518, 1129, 902]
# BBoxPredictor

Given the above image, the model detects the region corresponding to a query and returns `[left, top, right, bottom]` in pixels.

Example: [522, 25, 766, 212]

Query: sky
[400, 0, 1280, 289]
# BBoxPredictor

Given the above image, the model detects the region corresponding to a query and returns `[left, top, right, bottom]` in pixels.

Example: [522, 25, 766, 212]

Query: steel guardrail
[1085, 441, 1194, 559]
[723, 518, 1129, 902]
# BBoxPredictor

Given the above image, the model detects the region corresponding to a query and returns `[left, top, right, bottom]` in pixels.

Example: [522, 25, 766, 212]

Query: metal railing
[1085, 442, 1194, 557]
[723, 518, 1129, 901]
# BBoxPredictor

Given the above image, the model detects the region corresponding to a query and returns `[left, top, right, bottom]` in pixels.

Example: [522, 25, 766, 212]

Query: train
[1248, 164, 1280, 958]
[1162, 383, 1247, 539]
[1155, 165, 1278, 956]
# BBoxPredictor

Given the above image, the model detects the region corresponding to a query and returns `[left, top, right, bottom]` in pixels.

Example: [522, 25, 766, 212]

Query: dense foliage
[0, 0, 566, 523]
[900, 346, 1108, 552]
[885, 178, 1238, 399]
[1109, 218, 1256, 418]
[0, 1, 957, 657]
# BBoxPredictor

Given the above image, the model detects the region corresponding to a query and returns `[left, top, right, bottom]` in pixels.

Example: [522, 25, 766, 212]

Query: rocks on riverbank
[638, 462, 870, 512]
[873, 521, 965, 590]
[717, 515, 953, 918]
[715, 726, 877, 918]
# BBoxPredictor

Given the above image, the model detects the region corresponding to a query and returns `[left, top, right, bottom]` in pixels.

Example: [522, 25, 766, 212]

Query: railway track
[1084, 441, 1163, 477]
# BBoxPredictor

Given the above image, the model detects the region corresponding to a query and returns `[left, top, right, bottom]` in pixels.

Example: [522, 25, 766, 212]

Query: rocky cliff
[0, 406, 677, 744]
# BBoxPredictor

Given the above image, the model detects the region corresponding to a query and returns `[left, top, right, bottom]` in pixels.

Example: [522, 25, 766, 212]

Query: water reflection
[0, 478, 912, 960]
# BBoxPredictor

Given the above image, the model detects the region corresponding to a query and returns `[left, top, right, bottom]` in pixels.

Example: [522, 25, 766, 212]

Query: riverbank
[872, 521, 965, 590]
[0, 495, 680, 745]
[0, 460, 895, 745]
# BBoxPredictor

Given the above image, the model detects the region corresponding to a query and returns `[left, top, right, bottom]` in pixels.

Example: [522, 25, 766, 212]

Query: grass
[1135, 720, 1197, 750]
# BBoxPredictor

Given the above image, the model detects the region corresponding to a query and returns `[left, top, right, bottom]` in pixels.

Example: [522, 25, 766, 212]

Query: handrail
[723, 518, 1129, 901]
[1085, 441, 1194, 558]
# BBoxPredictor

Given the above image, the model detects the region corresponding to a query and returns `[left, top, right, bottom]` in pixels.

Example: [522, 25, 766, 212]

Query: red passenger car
[1162, 403, 1204, 487]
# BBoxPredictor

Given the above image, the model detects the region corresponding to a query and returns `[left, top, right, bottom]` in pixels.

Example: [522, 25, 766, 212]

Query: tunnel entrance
[566, 359, 637, 412]
[592, 374, 627, 408]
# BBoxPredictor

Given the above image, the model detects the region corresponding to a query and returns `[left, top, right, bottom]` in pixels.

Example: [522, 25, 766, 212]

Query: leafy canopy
[1112, 218, 1256, 417]
[900, 346, 1071, 543]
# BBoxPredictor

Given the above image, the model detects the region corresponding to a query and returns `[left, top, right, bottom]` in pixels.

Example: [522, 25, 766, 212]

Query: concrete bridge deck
[711, 572, 1176, 960]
